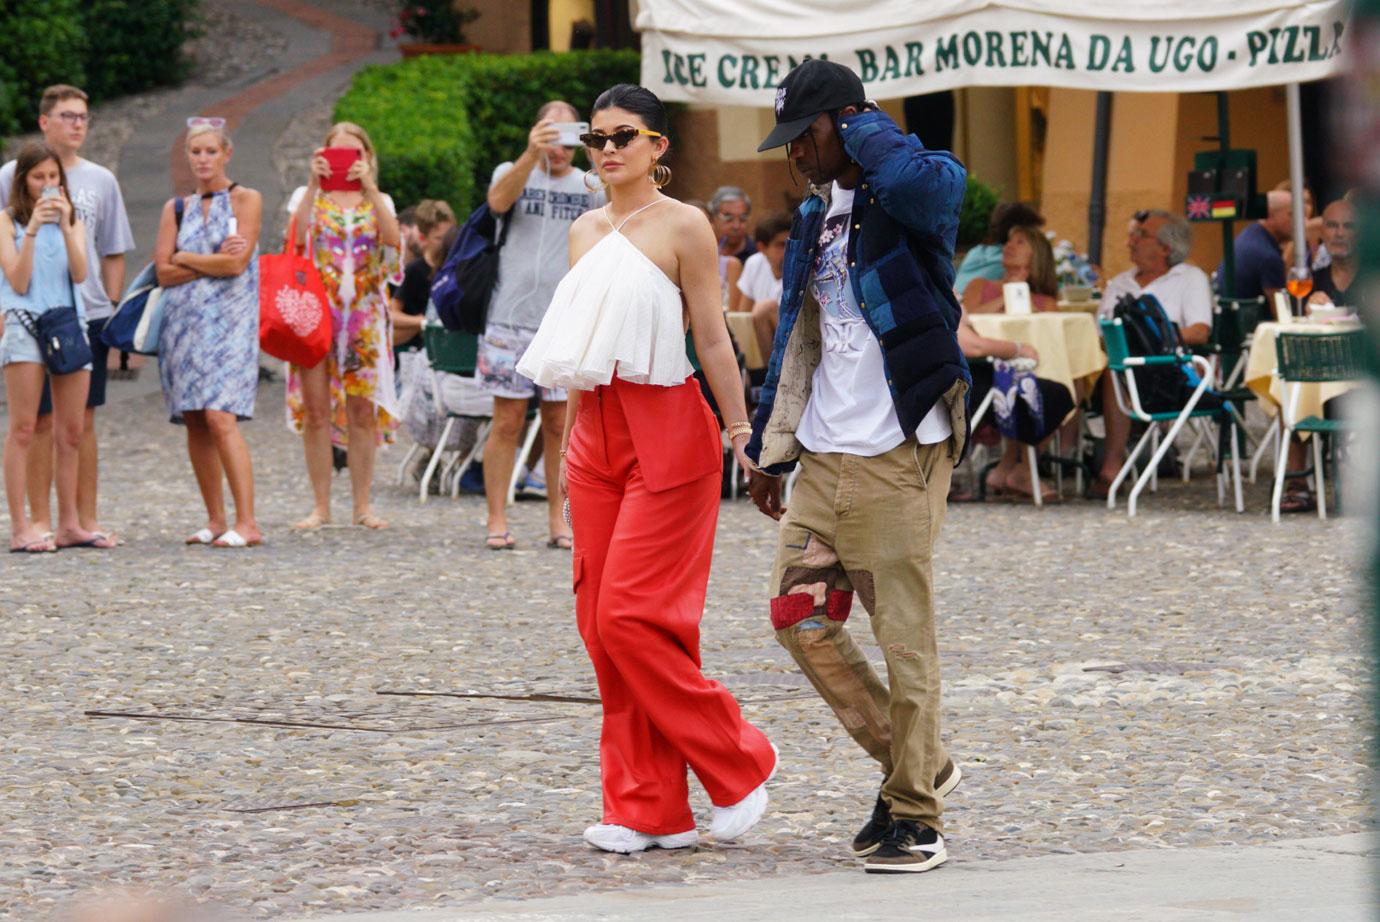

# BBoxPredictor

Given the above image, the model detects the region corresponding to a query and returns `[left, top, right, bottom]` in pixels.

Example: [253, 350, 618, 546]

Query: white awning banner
[637, 0, 1349, 104]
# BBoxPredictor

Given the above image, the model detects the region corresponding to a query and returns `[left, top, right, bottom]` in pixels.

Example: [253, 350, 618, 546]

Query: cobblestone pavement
[0, 378, 1371, 920]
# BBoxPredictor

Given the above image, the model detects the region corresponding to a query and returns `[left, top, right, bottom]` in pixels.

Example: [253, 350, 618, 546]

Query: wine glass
[1286, 266, 1313, 317]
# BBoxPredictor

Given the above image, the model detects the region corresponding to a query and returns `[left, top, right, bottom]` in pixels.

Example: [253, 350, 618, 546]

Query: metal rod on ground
[1087, 92, 1113, 268]
[1285, 82, 1308, 270]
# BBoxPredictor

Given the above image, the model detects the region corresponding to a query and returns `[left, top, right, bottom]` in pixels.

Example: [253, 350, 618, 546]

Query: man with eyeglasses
[0, 83, 134, 547]
[710, 186, 756, 264]
[746, 59, 969, 875]
[1309, 197, 1357, 306]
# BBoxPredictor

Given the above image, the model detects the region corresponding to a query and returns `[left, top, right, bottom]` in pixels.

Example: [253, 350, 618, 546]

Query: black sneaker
[863, 819, 947, 874]
[850, 759, 962, 857]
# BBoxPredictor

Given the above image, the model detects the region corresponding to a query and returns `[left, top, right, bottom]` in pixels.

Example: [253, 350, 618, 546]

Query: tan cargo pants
[769, 438, 953, 832]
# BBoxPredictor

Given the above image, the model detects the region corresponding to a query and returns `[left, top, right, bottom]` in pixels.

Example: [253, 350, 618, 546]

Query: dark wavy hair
[591, 84, 669, 139]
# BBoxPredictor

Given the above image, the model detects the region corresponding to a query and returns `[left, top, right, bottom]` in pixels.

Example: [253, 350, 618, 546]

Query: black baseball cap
[758, 59, 866, 152]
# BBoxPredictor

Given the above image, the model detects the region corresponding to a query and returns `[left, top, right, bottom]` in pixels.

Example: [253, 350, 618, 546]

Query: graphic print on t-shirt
[811, 211, 859, 324]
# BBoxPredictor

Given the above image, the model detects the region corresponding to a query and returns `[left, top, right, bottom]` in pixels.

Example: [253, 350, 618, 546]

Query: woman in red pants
[517, 84, 776, 854]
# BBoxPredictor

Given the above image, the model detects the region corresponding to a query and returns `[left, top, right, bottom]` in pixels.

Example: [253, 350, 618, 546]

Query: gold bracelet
[727, 421, 752, 440]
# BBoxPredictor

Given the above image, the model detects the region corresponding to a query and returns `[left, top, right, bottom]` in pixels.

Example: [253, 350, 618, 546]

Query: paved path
[118, 0, 395, 272]
[0, 374, 1370, 919]
[287, 833, 1379, 921]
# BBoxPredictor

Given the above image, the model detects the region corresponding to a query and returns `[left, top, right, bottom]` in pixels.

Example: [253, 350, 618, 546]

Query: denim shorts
[0, 310, 94, 372]
[0, 313, 45, 366]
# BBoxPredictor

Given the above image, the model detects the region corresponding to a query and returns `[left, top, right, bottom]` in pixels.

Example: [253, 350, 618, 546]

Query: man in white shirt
[0, 85, 134, 546]
[734, 211, 790, 358]
[1094, 210, 1211, 493]
[747, 60, 968, 874]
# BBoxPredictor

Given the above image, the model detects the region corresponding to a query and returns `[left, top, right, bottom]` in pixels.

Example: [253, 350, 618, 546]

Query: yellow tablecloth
[1244, 321, 1362, 421]
[725, 311, 765, 370]
[966, 312, 1106, 397]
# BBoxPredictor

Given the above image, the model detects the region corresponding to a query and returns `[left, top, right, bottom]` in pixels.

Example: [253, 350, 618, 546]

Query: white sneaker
[710, 743, 778, 842]
[582, 823, 699, 854]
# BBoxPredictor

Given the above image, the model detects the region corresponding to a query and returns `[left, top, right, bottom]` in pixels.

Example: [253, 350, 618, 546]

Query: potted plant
[391, 1, 482, 56]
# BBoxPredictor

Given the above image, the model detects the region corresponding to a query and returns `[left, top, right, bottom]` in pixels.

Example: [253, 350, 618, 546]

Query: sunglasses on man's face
[580, 128, 662, 151]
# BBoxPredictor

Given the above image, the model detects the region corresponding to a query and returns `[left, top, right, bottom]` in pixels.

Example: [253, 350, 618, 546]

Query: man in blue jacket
[746, 60, 970, 874]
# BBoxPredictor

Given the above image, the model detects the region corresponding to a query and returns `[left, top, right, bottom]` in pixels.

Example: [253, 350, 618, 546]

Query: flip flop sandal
[57, 535, 116, 550]
[186, 528, 216, 545]
[1280, 489, 1316, 514]
[486, 532, 515, 551]
[547, 535, 573, 550]
[212, 529, 263, 548]
[10, 538, 56, 554]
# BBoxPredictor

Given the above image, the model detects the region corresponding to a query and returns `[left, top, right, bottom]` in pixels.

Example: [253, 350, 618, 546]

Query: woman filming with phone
[285, 121, 401, 531]
[0, 142, 103, 552]
[477, 100, 602, 552]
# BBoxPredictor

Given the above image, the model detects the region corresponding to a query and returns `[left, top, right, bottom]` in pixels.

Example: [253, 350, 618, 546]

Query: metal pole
[1088, 92, 1113, 268]
[1216, 92, 1235, 298]
[1285, 82, 1308, 270]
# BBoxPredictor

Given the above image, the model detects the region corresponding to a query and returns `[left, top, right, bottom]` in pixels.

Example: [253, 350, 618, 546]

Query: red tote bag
[259, 215, 331, 367]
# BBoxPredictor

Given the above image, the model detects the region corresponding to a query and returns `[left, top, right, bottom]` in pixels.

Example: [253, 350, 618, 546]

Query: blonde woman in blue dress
[154, 119, 263, 548]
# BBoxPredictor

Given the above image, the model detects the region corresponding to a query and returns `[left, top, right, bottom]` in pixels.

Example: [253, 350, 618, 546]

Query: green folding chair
[417, 324, 490, 503]
[1100, 318, 1243, 516]
[1270, 328, 1365, 522]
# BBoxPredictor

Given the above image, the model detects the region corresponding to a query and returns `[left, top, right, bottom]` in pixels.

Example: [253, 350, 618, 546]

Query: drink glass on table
[1285, 266, 1312, 317]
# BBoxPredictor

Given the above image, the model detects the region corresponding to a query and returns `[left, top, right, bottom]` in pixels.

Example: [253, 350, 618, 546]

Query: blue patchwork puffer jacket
[746, 109, 972, 474]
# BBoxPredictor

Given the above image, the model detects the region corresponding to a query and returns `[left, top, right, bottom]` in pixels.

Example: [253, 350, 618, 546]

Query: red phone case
[320, 148, 362, 192]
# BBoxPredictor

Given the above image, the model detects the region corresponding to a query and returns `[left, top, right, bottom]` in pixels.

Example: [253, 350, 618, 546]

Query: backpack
[431, 202, 510, 334]
[1112, 293, 1221, 413]
[103, 197, 185, 355]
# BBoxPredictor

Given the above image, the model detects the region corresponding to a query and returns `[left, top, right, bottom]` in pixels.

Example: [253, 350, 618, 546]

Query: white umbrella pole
[1285, 82, 1308, 271]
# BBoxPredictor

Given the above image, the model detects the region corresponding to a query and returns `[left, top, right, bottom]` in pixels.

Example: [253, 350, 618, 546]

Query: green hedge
[334, 50, 642, 216]
[80, 0, 200, 103]
[0, 0, 197, 139]
[0, 0, 87, 137]
[957, 173, 1002, 251]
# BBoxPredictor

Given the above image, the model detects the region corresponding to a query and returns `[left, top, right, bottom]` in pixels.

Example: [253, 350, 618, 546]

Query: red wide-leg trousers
[566, 378, 775, 836]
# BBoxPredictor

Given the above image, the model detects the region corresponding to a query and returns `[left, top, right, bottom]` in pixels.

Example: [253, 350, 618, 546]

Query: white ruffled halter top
[516, 199, 693, 391]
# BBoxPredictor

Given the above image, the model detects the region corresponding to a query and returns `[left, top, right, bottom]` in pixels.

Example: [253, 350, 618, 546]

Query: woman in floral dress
[286, 122, 400, 530]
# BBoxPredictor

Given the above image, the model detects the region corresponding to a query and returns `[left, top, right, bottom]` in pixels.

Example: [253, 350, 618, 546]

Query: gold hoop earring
[650, 162, 672, 188]
[584, 168, 605, 193]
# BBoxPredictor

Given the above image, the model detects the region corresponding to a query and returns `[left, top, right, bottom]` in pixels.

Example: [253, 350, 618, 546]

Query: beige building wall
[548, 0, 595, 51]
[1041, 87, 1291, 280]
[954, 88, 1018, 200]
[468, 0, 532, 52]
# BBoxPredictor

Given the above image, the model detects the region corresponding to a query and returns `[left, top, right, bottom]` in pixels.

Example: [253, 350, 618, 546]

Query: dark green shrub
[958, 172, 1002, 251]
[80, 0, 200, 102]
[0, 0, 87, 136]
[334, 50, 640, 215]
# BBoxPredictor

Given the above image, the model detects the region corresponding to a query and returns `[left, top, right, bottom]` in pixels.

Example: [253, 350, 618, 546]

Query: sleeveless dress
[158, 190, 260, 423]
[519, 200, 776, 836]
[285, 191, 399, 447]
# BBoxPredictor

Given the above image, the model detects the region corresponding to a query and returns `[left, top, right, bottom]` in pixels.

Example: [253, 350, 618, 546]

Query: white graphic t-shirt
[797, 183, 951, 455]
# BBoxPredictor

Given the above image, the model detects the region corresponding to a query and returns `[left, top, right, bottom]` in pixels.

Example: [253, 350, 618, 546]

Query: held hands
[526, 119, 560, 158]
[748, 469, 786, 520]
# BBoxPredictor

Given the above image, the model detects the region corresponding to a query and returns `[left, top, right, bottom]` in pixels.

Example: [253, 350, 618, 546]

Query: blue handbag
[103, 197, 184, 355]
[14, 306, 92, 374]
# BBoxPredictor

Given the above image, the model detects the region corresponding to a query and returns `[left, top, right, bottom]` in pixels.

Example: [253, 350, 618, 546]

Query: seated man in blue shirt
[1218, 189, 1292, 301]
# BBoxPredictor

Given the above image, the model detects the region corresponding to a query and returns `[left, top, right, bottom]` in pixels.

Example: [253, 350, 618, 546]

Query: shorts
[36, 317, 108, 414]
[0, 312, 96, 379]
[476, 322, 567, 402]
